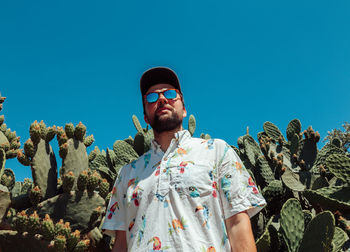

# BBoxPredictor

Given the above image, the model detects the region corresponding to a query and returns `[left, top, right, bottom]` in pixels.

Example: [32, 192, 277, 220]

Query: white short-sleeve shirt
[102, 130, 266, 252]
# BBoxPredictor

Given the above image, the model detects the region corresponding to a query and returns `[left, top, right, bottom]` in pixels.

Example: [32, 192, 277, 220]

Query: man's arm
[111, 230, 127, 252]
[225, 210, 257, 252]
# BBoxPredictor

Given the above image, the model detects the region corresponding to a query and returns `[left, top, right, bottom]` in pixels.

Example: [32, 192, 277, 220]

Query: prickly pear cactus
[1, 92, 350, 251]
[18, 120, 58, 199]
[58, 122, 94, 189]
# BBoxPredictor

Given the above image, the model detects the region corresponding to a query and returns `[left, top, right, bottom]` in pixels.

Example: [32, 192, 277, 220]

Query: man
[102, 67, 266, 252]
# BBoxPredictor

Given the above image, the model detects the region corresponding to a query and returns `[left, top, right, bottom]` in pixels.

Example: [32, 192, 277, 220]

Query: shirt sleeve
[101, 166, 127, 237]
[218, 143, 266, 219]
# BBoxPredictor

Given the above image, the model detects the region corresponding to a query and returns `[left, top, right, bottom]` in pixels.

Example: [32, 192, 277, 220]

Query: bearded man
[102, 67, 266, 252]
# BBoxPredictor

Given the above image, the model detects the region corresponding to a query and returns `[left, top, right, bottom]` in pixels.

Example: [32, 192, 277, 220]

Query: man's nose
[158, 93, 168, 104]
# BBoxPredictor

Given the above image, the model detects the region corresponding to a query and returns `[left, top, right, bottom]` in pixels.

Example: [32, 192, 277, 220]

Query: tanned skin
[225, 211, 257, 252]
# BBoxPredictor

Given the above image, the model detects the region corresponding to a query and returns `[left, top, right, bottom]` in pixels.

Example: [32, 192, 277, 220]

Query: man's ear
[183, 106, 187, 118]
[144, 114, 149, 124]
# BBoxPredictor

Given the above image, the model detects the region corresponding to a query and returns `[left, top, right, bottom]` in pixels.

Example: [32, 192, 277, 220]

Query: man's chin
[151, 116, 182, 133]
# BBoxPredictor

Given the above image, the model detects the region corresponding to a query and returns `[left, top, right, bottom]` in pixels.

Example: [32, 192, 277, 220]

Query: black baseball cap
[140, 67, 182, 96]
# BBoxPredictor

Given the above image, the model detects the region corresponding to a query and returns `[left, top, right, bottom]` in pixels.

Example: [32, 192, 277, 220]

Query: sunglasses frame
[144, 88, 181, 104]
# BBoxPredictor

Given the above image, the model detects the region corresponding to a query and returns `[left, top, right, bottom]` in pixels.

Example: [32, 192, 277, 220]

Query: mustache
[156, 105, 173, 113]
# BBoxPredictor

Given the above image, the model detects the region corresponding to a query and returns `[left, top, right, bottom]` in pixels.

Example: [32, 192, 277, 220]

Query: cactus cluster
[1, 92, 350, 251]
[234, 119, 350, 251]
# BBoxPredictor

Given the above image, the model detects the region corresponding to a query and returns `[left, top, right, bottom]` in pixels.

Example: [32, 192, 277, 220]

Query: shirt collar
[151, 130, 191, 154]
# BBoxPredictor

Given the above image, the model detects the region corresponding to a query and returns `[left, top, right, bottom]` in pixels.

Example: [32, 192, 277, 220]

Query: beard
[149, 108, 183, 133]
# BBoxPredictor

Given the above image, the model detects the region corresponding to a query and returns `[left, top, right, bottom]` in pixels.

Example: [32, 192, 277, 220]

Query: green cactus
[326, 153, 350, 183]
[188, 114, 196, 136]
[332, 227, 348, 252]
[303, 186, 350, 211]
[255, 155, 275, 187]
[58, 122, 92, 190]
[77, 170, 88, 192]
[87, 171, 101, 193]
[28, 210, 41, 235]
[0, 149, 5, 179]
[263, 121, 285, 142]
[73, 239, 90, 252]
[280, 198, 304, 252]
[132, 115, 154, 155]
[312, 144, 344, 174]
[53, 235, 66, 252]
[41, 214, 56, 240]
[298, 211, 335, 252]
[98, 179, 109, 199]
[18, 121, 58, 200]
[303, 210, 313, 229]
[55, 219, 71, 238]
[29, 185, 42, 206]
[62, 171, 75, 194]
[67, 230, 81, 251]
[286, 119, 302, 142]
[113, 140, 139, 167]
[0, 184, 11, 221]
[35, 190, 105, 231]
[281, 168, 306, 192]
[14, 210, 28, 234]
[242, 135, 261, 167]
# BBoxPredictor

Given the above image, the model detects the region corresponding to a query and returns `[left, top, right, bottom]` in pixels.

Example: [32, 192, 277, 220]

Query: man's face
[144, 83, 187, 133]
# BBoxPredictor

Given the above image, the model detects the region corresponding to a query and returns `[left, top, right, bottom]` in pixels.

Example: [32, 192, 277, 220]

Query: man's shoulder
[188, 136, 229, 147]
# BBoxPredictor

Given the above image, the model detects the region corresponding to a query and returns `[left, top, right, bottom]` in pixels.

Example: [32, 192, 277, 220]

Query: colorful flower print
[179, 161, 194, 174]
[148, 236, 171, 251]
[206, 139, 214, 149]
[195, 205, 210, 228]
[201, 246, 216, 252]
[112, 186, 117, 196]
[235, 161, 243, 173]
[173, 147, 192, 158]
[221, 220, 228, 246]
[155, 166, 161, 176]
[128, 177, 139, 188]
[129, 218, 135, 231]
[107, 201, 119, 219]
[248, 176, 259, 194]
[131, 160, 137, 169]
[137, 215, 146, 246]
[170, 217, 187, 233]
[155, 193, 169, 208]
[207, 246, 216, 252]
[129, 185, 143, 207]
[212, 183, 217, 198]
[221, 174, 232, 201]
[144, 153, 151, 169]
[189, 186, 200, 198]
[209, 171, 217, 198]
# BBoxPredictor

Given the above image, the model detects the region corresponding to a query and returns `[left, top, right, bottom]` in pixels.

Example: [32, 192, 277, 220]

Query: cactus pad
[188, 114, 196, 136]
[326, 153, 350, 183]
[286, 119, 301, 142]
[298, 211, 335, 252]
[263, 121, 284, 142]
[280, 198, 304, 252]
[303, 186, 350, 211]
[35, 191, 105, 231]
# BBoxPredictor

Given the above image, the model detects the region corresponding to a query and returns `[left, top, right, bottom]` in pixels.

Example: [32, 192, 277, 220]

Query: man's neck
[153, 126, 184, 152]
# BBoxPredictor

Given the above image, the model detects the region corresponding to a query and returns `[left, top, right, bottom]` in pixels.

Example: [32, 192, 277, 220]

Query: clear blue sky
[1, 0, 349, 181]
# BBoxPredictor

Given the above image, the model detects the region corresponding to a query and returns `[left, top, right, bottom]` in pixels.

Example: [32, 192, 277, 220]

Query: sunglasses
[144, 89, 180, 103]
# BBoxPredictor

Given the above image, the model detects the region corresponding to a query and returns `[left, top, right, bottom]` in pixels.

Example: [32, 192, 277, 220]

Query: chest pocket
[171, 161, 217, 199]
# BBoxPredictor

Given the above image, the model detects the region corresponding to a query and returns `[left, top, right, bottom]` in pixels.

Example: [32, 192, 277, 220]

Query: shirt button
[163, 169, 166, 173]
[164, 157, 168, 161]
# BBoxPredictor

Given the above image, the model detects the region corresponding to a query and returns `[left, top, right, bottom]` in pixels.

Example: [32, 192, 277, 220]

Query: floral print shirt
[102, 130, 266, 252]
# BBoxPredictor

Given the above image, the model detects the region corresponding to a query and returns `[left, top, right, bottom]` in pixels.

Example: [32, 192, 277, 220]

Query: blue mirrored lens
[146, 92, 159, 103]
[164, 89, 177, 99]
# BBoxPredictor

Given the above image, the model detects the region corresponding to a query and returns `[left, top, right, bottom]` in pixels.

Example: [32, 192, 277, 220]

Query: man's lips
[156, 107, 172, 114]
